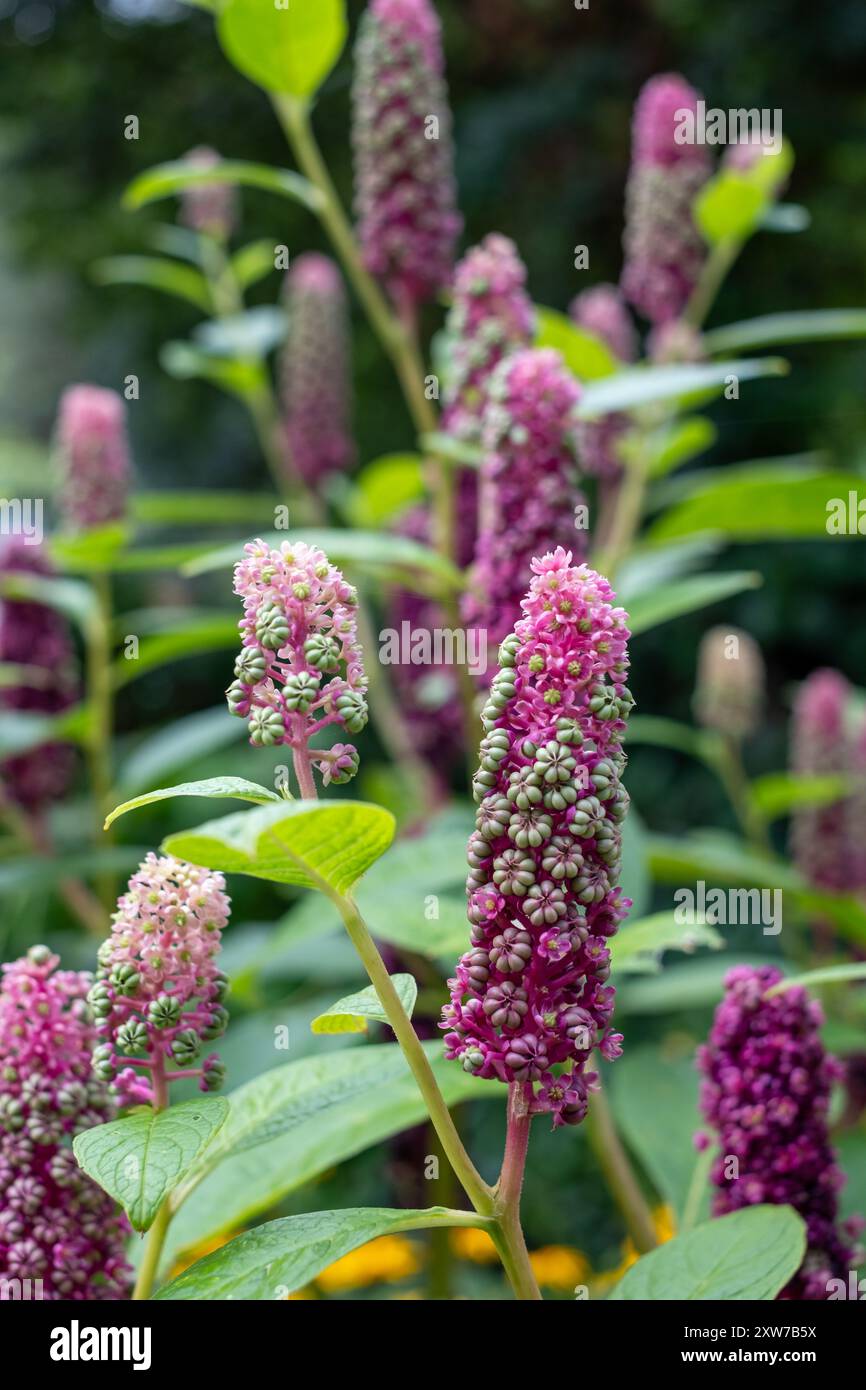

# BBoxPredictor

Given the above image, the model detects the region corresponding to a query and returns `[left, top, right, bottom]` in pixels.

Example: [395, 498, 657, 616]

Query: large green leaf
[534, 306, 618, 380]
[610, 912, 722, 975]
[73, 1098, 228, 1233]
[160, 1044, 491, 1270]
[618, 955, 782, 1015]
[645, 416, 717, 479]
[610, 1045, 707, 1219]
[91, 255, 212, 312]
[348, 453, 426, 527]
[218, 0, 347, 99]
[765, 962, 866, 996]
[181, 527, 462, 594]
[105, 777, 280, 830]
[193, 307, 287, 359]
[124, 159, 322, 214]
[578, 357, 787, 418]
[705, 309, 866, 355]
[749, 771, 851, 822]
[162, 799, 395, 895]
[610, 1206, 806, 1300]
[625, 571, 762, 635]
[311, 975, 417, 1034]
[651, 468, 866, 542]
[694, 170, 767, 246]
[156, 1206, 474, 1300]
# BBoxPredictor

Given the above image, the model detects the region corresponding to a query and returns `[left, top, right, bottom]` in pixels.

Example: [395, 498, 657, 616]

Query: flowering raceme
[569, 283, 635, 484]
[442, 548, 634, 1125]
[55, 384, 131, 531]
[89, 854, 231, 1108]
[390, 234, 535, 762]
[352, 0, 461, 312]
[227, 539, 368, 791]
[465, 349, 586, 654]
[621, 74, 711, 324]
[0, 946, 131, 1299]
[696, 965, 862, 1300]
[179, 145, 237, 240]
[694, 625, 765, 742]
[0, 538, 79, 811]
[281, 253, 355, 489]
[790, 668, 856, 895]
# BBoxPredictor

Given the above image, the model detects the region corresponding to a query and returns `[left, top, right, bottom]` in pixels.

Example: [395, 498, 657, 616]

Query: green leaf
[610, 1045, 707, 1219]
[610, 1206, 806, 1301]
[534, 306, 619, 380]
[626, 714, 716, 764]
[124, 159, 322, 215]
[91, 256, 213, 312]
[160, 341, 266, 396]
[156, 1206, 472, 1300]
[578, 357, 788, 418]
[419, 432, 484, 469]
[651, 468, 866, 542]
[117, 706, 244, 797]
[619, 955, 781, 1014]
[231, 239, 280, 292]
[645, 416, 717, 479]
[619, 809, 651, 919]
[160, 1044, 492, 1269]
[610, 911, 722, 975]
[0, 708, 85, 757]
[348, 453, 426, 527]
[131, 491, 277, 527]
[695, 171, 767, 245]
[104, 777, 280, 830]
[193, 306, 287, 359]
[162, 799, 395, 895]
[73, 1098, 229, 1233]
[761, 202, 810, 234]
[0, 570, 97, 631]
[311, 975, 417, 1034]
[765, 962, 866, 997]
[750, 771, 852, 822]
[704, 309, 866, 355]
[50, 524, 129, 573]
[625, 571, 762, 635]
[217, 0, 347, 100]
[112, 614, 240, 688]
[181, 527, 463, 594]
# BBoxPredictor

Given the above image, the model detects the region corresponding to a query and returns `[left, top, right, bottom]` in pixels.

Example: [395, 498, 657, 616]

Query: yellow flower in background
[169, 1230, 242, 1278]
[315, 1234, 421, 1292]
[449, 1226, 500, 1263]
[597, 1204, 677, 1290]
[529, 1245, 590, 1291]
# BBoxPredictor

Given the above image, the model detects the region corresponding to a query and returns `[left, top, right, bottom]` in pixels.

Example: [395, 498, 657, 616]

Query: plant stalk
[586, 1079, 658, 1255]
[489, 1083, 542, 1299]
[131, 1056, 171, 1301]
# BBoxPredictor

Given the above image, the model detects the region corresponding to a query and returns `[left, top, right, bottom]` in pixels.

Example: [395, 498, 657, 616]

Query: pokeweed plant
[5, 0, 866, 1305]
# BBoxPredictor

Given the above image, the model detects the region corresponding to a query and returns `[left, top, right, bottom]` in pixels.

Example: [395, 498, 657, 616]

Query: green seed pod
[234, 647, 267, 683]
[284, 670, 321, 713]
[170, 1028, 201, 1066]
[304, 632, 341, 672]
[115, 1020, 150, 1057]
[109, 963, 140, 998]
[249, 705, 285, 747]
[147, 994, 182, 1029]
[335, 689, 369, 734]
[226, 679, 251, 716]
[328, 747, 360, 784]
[201, 1005, 230, 1041]
[255, 601, 289, 651]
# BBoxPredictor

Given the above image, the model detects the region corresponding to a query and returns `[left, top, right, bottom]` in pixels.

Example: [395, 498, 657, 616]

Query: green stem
[86, 573, 116, 909]
[593, 448, 649, 583]
[272, 95, 451, 557]
[132, 1056, 171, 1301]
[714, 732, 771, 853]
[490, 1083, 542, 1300]
[331, 890, 495, 1219]
[683, 238, 742, 330]
[586, 1080, 657, 1255]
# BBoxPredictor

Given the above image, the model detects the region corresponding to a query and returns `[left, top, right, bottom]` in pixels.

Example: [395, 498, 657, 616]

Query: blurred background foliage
[1, 0, 865, 1295]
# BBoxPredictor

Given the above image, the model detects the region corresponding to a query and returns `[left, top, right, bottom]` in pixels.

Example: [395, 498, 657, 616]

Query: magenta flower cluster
[281, 253, 355, 488]
[89, 854, 231, 1108]
[0, 539, 79, 811]
[442, 233, 536, 442]
[352, 0, 461, 312]
[0, 946, 131, 1299]
[697, 965, 862, 1300]
[227, 539, 368, 789]
[620, 74, 710, 324]
[442, 548, 633, 1125]
[55, 384, 131, 532]
[569, 283, 636, 483]
[790, 668, 865, 897]
[465, 349, 587, 655]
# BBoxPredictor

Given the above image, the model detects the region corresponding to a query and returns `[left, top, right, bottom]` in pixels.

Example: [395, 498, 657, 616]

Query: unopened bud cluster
[0, 947, 131, 1298]
[55, 384, 131, 532]
[227, 539, 368, 789]
[89, 854, 231, 1107]
[442, 548, 633, 1126]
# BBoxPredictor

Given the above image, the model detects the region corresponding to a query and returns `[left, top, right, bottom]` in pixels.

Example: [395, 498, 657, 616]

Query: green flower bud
[255, 601, 289, 651]
[304, 632, 341, 672]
